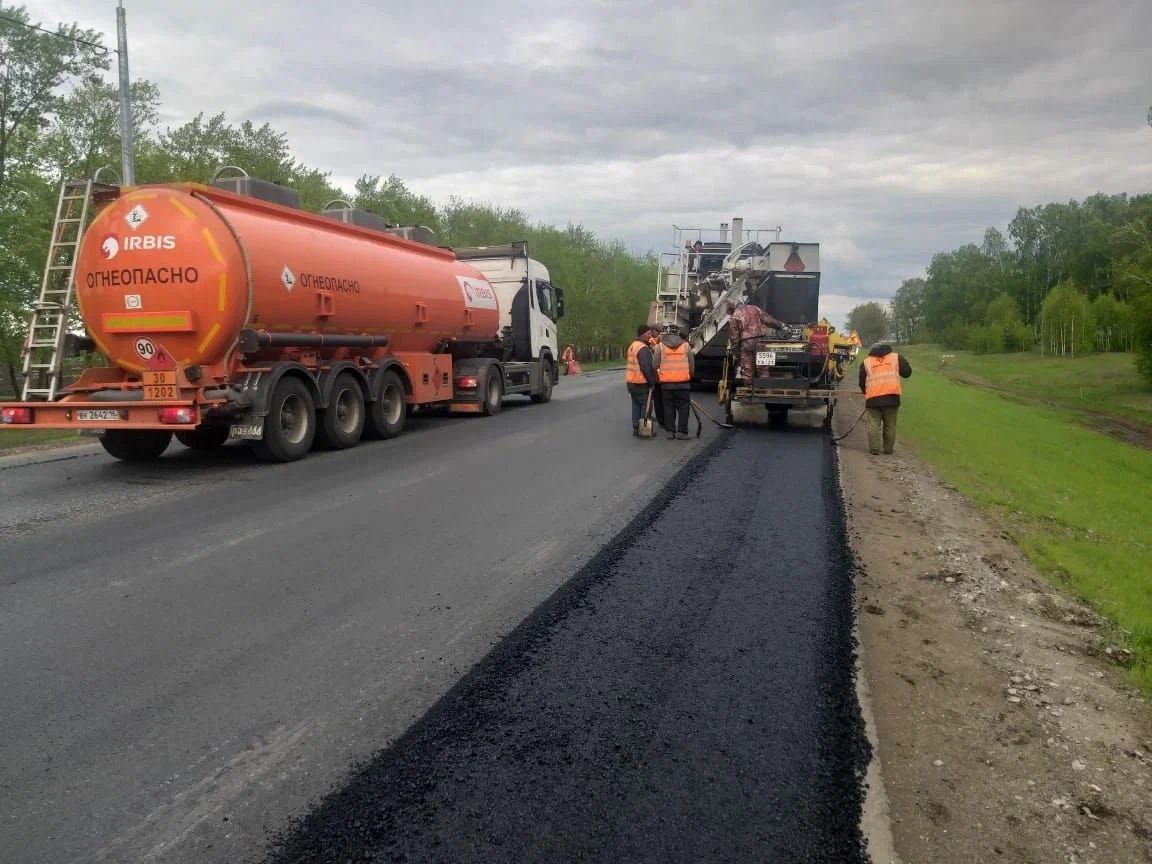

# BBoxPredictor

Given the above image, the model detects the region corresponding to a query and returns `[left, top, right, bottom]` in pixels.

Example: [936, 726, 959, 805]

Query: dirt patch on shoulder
[1078, 412, 1152, 451]
[835, 390, 1152, 864]
[943, 368, 1152, 451]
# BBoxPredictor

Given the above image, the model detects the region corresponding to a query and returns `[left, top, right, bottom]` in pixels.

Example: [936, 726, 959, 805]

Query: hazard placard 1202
[143, 370, 177, 400]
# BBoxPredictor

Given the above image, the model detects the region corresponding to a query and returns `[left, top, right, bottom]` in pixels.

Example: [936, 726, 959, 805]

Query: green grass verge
[901, 346, 1152, 426]
[897, 356, 1152, 690]
[0, 428, 84, 451]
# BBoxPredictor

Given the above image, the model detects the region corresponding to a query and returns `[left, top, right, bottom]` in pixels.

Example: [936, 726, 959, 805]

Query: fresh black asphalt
[266, 427, 868, 863]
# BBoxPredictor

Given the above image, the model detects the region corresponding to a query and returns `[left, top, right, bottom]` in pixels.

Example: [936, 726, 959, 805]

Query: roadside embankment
[895, 347, 1152, 690]
[837, 380, 1152, 863]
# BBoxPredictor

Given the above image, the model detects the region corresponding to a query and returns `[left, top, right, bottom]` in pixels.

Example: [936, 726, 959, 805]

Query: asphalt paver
[267, 427, 868, 863]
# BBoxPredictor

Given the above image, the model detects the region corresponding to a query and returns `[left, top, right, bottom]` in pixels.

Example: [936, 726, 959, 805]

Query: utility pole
[116, 1, 135, 185]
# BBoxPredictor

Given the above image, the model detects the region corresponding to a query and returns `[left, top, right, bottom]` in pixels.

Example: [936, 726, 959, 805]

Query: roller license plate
[143, 370, 178, 400]
[77, 409, 121, 422]
[228, 423, 264, 441]
[756, 351, 777, 366]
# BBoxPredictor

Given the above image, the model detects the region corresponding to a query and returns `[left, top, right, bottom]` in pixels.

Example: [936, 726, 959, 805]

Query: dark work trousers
[663, 387, 690, 433]
[651, 384, 666, 428]
[628, 387, 651, 429]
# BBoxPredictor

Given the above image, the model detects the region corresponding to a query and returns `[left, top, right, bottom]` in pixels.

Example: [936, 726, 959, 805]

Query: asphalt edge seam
[835, 447, 902, 864]
[265, 430, 735, 858]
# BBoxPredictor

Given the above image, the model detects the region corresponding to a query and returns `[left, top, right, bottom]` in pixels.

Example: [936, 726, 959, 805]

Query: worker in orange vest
[645, 326, 665, 428]
[858, 342, 912, 455]
[625, 325, 659, 436]
[652, 325, 695, 439]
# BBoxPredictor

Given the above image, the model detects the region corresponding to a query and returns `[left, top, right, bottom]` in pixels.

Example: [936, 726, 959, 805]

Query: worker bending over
[653, 326, 695, 439]
[727, 300, 785, 382]
[625, 325, 659, 436]
[859, 342, 912, 455]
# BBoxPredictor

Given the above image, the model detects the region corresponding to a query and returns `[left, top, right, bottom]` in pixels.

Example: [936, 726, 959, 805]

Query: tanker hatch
[210, 165, 300, 208]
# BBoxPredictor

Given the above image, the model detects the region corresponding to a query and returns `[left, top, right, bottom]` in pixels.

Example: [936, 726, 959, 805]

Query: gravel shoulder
[835, 390, 1152, 864]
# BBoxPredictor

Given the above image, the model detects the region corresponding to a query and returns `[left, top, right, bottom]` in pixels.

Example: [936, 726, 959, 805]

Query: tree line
[0, 4, 656, 393]
[846, 189, 1152, 383]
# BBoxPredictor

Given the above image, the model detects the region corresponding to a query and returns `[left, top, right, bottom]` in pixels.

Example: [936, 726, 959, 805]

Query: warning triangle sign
[145, 342, 177, 371]
[783, 250, 805, 273]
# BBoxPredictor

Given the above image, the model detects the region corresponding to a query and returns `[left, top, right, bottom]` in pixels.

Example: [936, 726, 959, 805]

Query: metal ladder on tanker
[21, 179, 99, 401]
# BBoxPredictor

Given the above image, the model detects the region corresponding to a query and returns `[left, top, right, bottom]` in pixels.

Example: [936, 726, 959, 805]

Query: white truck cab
[454, 242, 564, 366]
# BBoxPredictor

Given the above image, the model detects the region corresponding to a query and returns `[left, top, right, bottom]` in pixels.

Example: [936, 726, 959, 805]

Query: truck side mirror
[555, 286, 566, 320]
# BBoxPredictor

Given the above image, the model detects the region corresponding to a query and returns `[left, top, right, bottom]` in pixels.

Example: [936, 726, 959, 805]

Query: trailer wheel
[481, 366, 503, 416]
[252, 376, 315, 462]
[316, 372, 365, 450]
[364, 369, 406, 440]
[529, 359, 553, 403]
[100, 429, 172, 462]
[176, 426, 230, 450]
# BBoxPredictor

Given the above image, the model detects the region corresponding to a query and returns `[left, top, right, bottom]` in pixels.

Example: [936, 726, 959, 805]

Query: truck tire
[100, 429, 172, 461]
[481, 366, 503, 416]
[176, 426, 230, 450]
[364, 369, 406, 440]
[252, 376, 315, 462]
[529, 359, 553, 403]
[316, 372, 365, 450]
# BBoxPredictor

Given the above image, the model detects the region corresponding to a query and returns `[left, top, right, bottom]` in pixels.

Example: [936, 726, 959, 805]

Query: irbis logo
[101, 234, 120, 260]
[122, 235, 177, 251]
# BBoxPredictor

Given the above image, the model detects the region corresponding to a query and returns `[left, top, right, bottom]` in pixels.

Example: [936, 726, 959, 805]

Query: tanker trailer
[0, 176, 563, 462]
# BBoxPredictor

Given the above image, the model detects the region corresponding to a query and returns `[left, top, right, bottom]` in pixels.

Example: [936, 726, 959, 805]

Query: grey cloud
[37, 0, 1152, 325]
[244, 100, 365, 130]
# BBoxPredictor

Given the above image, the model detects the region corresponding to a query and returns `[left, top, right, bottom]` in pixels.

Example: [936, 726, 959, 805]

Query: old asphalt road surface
[0, 372, 720, 864]
[266, 421, 868, 863]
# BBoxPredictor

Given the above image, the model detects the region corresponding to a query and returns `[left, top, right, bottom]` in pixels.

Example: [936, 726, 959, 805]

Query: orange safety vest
[864, 353, 902, 399]
[658, 343, 691, 383]
[626, 340, 649, 384]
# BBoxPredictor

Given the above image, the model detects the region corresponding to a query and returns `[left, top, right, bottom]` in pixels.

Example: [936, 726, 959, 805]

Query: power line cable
[0, 13, 109, 55]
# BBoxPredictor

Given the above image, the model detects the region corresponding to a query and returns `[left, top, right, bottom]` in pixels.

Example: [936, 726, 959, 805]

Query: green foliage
[0, 4, 109, 190]
[898, 352, 1152, 690]
[33, 77, 160, 182]
[902, 191, 1152, 374]
[1040, 280, 1093, 356]
[889, 277, 925, 342]
[1134, 294, 1152, 384]
[1090, 293, 1134, 352]
[845, 301, 891, 346]
[354, 175, 441, 229]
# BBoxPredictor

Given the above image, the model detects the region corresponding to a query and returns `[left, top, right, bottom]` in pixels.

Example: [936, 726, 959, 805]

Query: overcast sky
[30, 0, 1152, 326]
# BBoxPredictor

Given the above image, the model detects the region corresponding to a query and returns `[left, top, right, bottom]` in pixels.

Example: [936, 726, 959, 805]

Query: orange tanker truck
[0, 171, 564, 462]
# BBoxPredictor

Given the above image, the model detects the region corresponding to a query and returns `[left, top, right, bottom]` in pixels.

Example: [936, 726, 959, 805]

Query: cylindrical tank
[74, 184, 501, 372]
